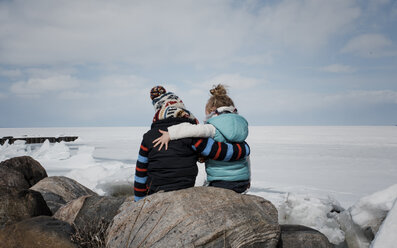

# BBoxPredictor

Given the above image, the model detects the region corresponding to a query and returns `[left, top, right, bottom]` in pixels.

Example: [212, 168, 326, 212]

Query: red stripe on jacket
[194, 139, 203, 148]
[136, 167, 147, 172]
[213, 142, 222, 160]
[134, 187, 147, 192]
[140, 145, 149, 152]
[236, 143, 242, 160]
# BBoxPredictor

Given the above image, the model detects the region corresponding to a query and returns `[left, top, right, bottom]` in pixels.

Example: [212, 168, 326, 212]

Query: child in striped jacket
[153, 84, 250, 193]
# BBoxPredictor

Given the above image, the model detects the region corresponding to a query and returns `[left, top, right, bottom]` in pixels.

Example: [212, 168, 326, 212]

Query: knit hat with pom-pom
[150, 86, 197, 123]
[150, 86, 167, 100]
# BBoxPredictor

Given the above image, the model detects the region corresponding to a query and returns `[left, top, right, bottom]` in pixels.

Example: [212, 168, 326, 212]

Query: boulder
[276, 225, 333, 248]
[0, 216, 76, 248]
[106, 187, 280, 248]
[31, 176, 97, 214]
[54, 195, 126, 247]
[0, 187, 52, 228]
[0, 156, 47, 189]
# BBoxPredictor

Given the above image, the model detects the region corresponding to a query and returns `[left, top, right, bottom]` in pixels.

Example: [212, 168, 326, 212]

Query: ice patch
[65, 162, 134, 196]
[0, 140, 30, 161]
[32, 140, 70, 160]
[350, 184, 397, 232]
[371, 199, 397, 248]
[278, 193, 345, 245]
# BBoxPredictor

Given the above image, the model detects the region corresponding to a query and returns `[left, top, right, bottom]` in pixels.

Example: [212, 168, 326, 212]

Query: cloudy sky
[1, 0, 397, 127]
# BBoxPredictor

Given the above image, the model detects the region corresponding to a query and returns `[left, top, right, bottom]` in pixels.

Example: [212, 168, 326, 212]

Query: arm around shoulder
[168, 123, 216, 140]
[192, 137, 250, 161]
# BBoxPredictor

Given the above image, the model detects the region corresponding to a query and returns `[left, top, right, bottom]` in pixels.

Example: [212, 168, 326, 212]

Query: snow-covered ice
[371, 199, 397, 248]
[1, 126, 397, 246]
[350, 184, 397, 234]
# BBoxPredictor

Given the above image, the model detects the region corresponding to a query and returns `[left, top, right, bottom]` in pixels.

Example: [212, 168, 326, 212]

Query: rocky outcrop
[0, 155, 341, 247]
[0, 187, 52, 228]
[277, 225, 333, 248]
[0, 216, 76, 248]
[31, 176, 97, 214]
[106, 187, 280, 248]
[54, 195, 126, 247]
[0, 156, 47, 189]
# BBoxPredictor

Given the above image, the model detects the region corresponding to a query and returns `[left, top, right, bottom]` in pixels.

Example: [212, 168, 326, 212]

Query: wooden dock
[0, 136, 79, 145]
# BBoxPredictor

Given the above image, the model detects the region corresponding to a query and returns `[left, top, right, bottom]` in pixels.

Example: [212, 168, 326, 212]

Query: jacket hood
[207, 113, 248, 142]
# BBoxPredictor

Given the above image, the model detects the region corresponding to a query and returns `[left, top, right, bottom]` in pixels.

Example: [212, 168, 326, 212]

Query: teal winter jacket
[205, 113, 250, 182]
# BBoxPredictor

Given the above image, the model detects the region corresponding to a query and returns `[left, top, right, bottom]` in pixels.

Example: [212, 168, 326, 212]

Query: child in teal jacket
[153, 84, 250, 193]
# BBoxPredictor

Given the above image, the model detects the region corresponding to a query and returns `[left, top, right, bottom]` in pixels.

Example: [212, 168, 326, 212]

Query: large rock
[277, 225, 333, 248]
[0, 187, 52, 228]
[31, 176, 97, 214]
[0, 216, 76, 248]
[0, 156, 47, 189]
[55, 195, 126, 247]
[106, 187, 280, 248]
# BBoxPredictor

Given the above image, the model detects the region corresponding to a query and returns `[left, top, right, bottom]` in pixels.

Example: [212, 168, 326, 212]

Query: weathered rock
[0, 216, 76, 248]
[31, 176, 97, 214]
[55, 195, 126, 247]
[0, 187, 52, 228]
[106, 187, 280, 248]
[277, 225, 333, 248]
[0, 156, 47, 189]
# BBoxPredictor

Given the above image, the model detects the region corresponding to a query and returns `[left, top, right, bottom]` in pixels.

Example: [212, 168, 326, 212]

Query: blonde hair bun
[210, 84, 228, 96]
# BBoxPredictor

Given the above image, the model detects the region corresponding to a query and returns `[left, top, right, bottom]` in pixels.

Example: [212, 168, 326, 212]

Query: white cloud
[321, 64, 356, 73]
[324, 90, 397, 105]
[235, 89, 397, 117]
[0, 0, 253, 66]
[58, 91, 90, 100]
[200, 74, 263, 91]
[256, 0, 361, 51]
[342, 34, 396, 57]
[0, 69, 22, 78]
[10, 74, 80, 96]
[0, 0, 362, 66]
[393, 2, 397, 17]
[231, 54, 274, 66]
[368, 0, 392, 11]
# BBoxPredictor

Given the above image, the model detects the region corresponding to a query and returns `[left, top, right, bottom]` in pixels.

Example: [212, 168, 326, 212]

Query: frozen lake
[1, 126, 396, 209]
[2, 125, 397, 245]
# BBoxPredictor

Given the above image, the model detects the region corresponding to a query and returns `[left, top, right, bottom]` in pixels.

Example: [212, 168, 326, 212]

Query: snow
[350, 184, 397, 233]
[1, 126, 397, 246]
[371, 199, 397, 248]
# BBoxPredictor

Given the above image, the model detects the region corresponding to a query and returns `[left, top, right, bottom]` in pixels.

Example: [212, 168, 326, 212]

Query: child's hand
[198, 156, 208, 163]
[153, 129, 171, 151]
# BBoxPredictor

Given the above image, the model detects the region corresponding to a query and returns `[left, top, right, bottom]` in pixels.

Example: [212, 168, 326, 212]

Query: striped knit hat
[150, 86, 167, 100]
[151, 89, 197, 123]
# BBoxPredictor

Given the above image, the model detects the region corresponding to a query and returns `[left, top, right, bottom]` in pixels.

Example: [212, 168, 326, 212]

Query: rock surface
[0, 216, 76, 248]
[55, 195, 126, 247]
[277, 225, 333, 248]
[0, 187, 52, 228]
[106, 187, 280, 248]
[0, 156, 47, 189]
[31, 176, 97, 214]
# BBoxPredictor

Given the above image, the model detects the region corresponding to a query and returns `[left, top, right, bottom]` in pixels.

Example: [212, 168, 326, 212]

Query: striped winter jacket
[134, 117, 250, 201]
